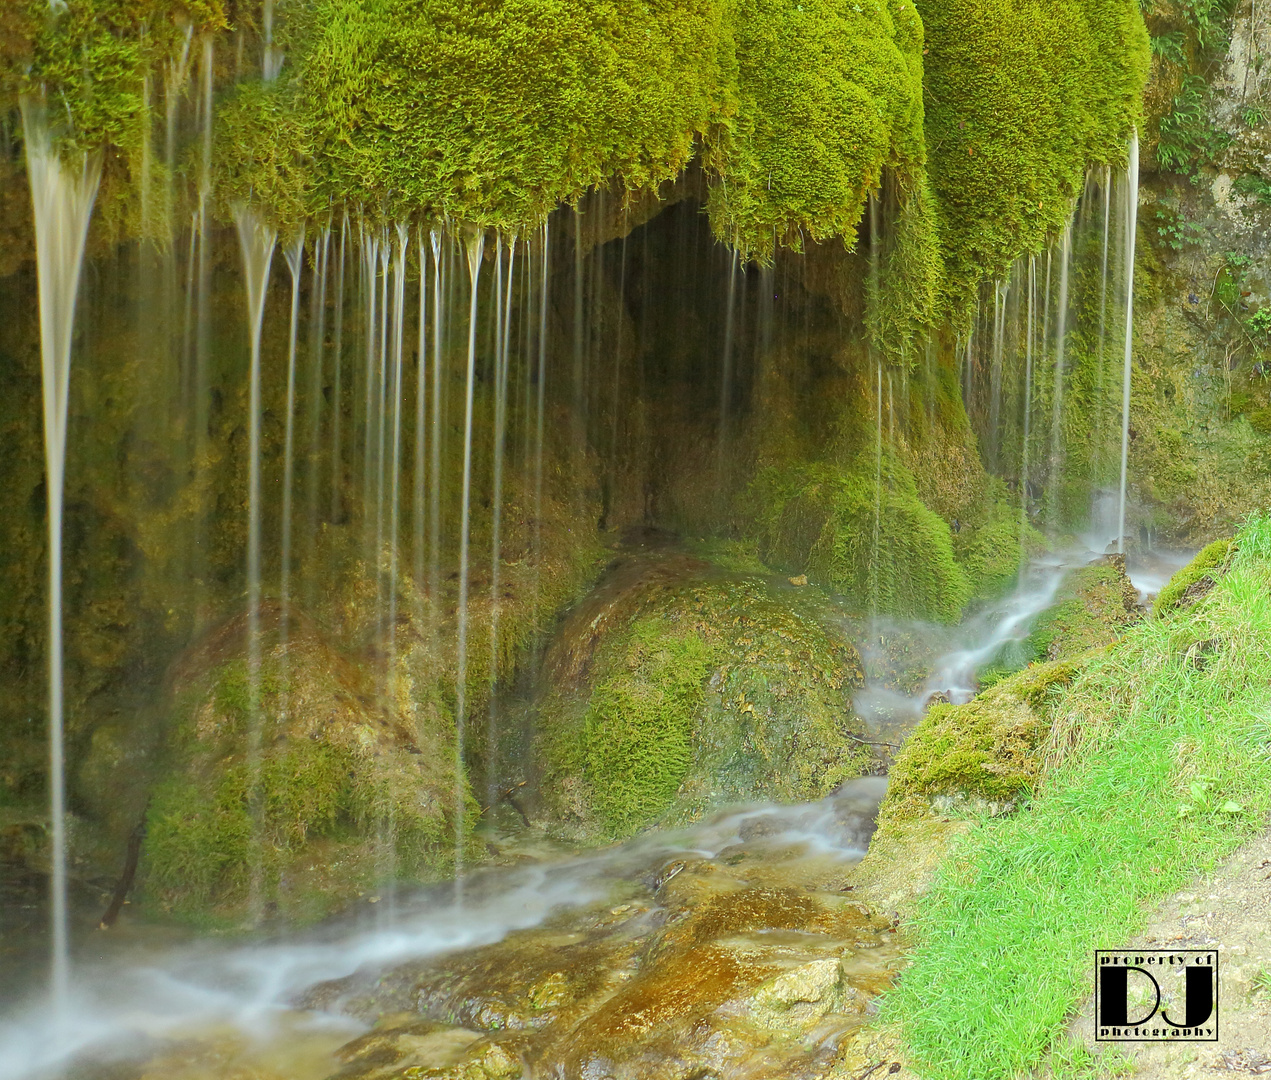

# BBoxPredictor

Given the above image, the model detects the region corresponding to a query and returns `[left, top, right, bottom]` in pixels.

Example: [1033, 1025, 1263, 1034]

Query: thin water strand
[280, 230, 305, 697]
[488, 235, 517, 801]
[20, 97, 103, 1016]
[454, 228, 486, 892]
[234, 204, 277, 924]
[1117, 133, 1140, 552]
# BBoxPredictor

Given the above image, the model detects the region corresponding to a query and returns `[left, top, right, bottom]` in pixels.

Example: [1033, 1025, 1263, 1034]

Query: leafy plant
[1157, 76, 1229, 175]
[1246, 307, 1271, 340]
[1182, 0, 1238, 50]
[1149, 31, 1186, 66]
[1233, 172, 1271, 205]
[1241, 103, 1268, 126]
[1146, 201, 1206, 250]
[1175, 774, 1243, 818]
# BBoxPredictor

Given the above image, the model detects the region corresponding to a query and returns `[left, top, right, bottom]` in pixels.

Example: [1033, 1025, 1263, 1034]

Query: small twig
[499, 781, 531, 829]
[855, 1063, 902, 1080]
[846, 732, 901, 750]
[99, 812, 147, 930]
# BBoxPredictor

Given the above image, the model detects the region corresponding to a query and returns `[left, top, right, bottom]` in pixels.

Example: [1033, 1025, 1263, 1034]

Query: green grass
[883, 511, 1271, 1079]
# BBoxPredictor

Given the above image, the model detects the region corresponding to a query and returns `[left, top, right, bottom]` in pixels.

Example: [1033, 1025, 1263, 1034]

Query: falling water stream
[20, 98, 103, 1019]
[454, 230, 486, 892]
[234, 205, 278, 924]
[1117, 133, 1140, 552]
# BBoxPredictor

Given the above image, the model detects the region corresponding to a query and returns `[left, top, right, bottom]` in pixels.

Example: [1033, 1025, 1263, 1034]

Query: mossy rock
[748, 456, 972, 624]
[137, 610, 468, 926]
[1025, 554, 1142, 664]
[879, 659, 1077, 830]
[537, 555, 870, 840]
[1153, 538, 1235, 616]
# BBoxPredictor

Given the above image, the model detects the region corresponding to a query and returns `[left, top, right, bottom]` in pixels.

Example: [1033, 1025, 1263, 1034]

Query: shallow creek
[0, 539, 1188, 1080]
[1, 785, 894, 1080]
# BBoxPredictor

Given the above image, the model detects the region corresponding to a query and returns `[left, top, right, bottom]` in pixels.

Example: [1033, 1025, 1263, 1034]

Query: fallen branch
[98, 812, 147, 930]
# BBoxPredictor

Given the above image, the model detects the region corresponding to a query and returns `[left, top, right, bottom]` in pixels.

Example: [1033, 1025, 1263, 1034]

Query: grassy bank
[883, 512, 1271, 1079]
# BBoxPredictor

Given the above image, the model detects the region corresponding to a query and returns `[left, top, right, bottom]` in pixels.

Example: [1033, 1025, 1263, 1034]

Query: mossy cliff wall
[0, 1, 1153, 895]
[1117, 0, 1271, 543]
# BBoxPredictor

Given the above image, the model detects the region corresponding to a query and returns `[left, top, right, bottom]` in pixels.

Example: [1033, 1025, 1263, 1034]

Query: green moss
[952, 478, 1040, 602]
[11, 0, 1149, 289]
[916, 0, 1149, 305]
[887, 669, 1054, 806]
[289, 0, 732, 229]
[142, 642, 461, 924]
[539, 568, 869, 840]
[750, 456, 970, 623]
[708, 0, 924, 259]
[580, 619, 715, 836]
[1025, 557, 1140, 662]
[881, 659, 1075, 828]
[1153, 537, 1234, 615]
[13, 2, 226, 153]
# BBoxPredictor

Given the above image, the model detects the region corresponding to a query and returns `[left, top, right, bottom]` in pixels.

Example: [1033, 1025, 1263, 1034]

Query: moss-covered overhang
[917, 0, 1150, 302]
[10, 0, 1148, 301]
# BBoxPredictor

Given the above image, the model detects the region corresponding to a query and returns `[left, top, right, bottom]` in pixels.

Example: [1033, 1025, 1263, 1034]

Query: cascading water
[1117, 133, 1140, 553]
[488, 236, 517, 801]
[234, 204, 277, 924]
[280, 230, 305, 687]
[19, 97, 103, 1017]
[454, 228, 486, 892]
[1046, 218, 1074, 525]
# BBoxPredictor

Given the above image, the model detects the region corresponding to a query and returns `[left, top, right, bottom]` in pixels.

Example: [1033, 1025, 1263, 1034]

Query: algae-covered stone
[748, 457, 972, 624]
[535, 552, 870, 840]
[1153, 538, 1234, 616]
[138, 609, 465, 926]
[749, 957, 865, 1031]
[1024, 554, 1142, 664]
[331, 1016, 523, 1080]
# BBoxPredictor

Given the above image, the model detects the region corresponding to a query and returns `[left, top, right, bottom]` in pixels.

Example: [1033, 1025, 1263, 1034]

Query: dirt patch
[1068, 827, 1271, 1077]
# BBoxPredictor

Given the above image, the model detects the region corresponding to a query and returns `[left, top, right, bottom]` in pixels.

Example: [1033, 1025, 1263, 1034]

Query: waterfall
[488, 236, 517, 802]
[233, 205, 277, 923]
[871, 360, 883, 618]
[532, 224, 550, 628]
[262, 0, 283, 81]
[361, 230, 379, 563]
[304, 223, 331, 589]
[610, 229, 628, 485]
[20, 98, 103, 1016]
[1117, 133, 1140, 552]
[717, 248, 739, 494]
[1094, 165, 1112, 474]
[330, 213, 348, 523]
[1020, 254, 1036, 567]
[429, 230, 444, 621]
[388, 224, 408, 674]
[375, 240, 391, 632]
[414, 228, 428, 616]
[988, 279, 1007, 469]
[454, 228, 486, 892]
[1046, 219, 1073, 525]
[280, 230, 305, 696]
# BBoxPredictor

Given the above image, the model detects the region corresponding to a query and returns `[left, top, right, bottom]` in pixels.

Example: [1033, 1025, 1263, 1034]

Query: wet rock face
[1024, 554, 1142, 664]
[129, 607, 463, 927]
[312, 784, 901, 1080]
[533, 545, 873, 842]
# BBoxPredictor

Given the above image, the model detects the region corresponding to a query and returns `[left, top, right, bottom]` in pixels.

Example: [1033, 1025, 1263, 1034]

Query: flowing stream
[0, 781, 887, 1080]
